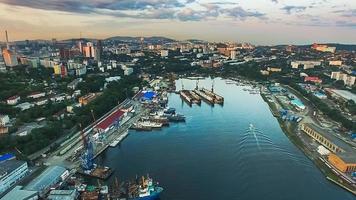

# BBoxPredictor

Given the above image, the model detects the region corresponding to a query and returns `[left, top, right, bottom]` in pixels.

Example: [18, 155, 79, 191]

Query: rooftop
[96, 109, 125, 130]
[304, 123, 356, 163]
[1, 186, 38, 200]
[331, 89, 356, 103]
[0, 160, 27, 179]
[24, 166, 66, 192]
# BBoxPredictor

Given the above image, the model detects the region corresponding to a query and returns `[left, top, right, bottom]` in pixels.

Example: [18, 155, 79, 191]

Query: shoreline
[260, 91, 356, 195]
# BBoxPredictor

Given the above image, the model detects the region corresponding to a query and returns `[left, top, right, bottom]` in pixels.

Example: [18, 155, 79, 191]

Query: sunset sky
[0, 0, 355, 45]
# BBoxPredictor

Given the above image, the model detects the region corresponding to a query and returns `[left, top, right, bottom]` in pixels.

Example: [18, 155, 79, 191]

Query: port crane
[79, 123, 95, 171]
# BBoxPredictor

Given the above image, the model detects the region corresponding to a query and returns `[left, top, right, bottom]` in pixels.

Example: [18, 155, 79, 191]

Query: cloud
[222, 6, 266, 20]
[333, 9, 356, 17]
[0, 0, 187, 12]
[281, 6, 307, 14]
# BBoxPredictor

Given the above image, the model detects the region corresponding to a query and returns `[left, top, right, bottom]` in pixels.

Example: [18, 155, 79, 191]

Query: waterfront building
[95, 109, 125, 133]
[1, 186, 38, 200]
[24, 166, 68, 197]
[47, 189, 78, 200]
[329, 60, 342, 66]
[0, 160, 29, 194]
[301, 123, 356, 173]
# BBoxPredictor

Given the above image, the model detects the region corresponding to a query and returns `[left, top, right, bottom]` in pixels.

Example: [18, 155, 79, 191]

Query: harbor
[96, 77, 354, 200]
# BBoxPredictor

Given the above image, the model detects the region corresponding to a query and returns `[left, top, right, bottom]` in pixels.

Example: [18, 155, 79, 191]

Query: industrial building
[95, 109, 126, 133]
[0, 160, 28, 194]
[24, 166, 68, 196]
[301, 123, 356, 173]
[47, 189, 78, 200]
[1, 186, 38, 200]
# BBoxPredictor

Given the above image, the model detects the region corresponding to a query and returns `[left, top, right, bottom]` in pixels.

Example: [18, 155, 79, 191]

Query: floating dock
[179, 90, 201, 106]
[193, 89, 215, 105]
[201, 88, 224, 104]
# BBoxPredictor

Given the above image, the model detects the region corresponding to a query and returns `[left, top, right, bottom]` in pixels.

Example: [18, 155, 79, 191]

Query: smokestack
[5, 30, 9, 49]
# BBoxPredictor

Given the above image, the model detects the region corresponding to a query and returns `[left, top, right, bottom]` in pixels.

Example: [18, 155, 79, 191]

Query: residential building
[161, 50, 169, 57]
[1, 186, 38, 200]
[79, 93, 100, 106]
[124, 68, 134, 76]
[304, 76, 322, 84]
[6, 95, 20, 105]
[230, 50, 237, 60]
[15, 102, 34, 111]
[291, 61, 321, 69]
[2, 49, 18, 67]
[311, 43, 336, 53]
[0, 126, 8, 135]
[0, 114, 10, 126]
[330, 72, 355, 86]
[329, 60, 342, 66]
[267, 67, 282, 72]
[67, 78, 82, 90]
[0, 160, 29, 194]
[27, 92, 46, 99]
[83, 42, 96, 58]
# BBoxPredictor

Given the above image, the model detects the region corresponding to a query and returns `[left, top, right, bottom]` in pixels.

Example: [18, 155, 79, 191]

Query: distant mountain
[105, 36, 176, 44]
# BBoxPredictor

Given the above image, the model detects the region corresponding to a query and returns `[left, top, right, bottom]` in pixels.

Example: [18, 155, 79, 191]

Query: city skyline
[0, 0, 355, 45]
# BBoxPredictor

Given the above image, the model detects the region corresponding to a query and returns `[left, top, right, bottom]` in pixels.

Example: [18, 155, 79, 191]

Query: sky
[0, 0, 355, 45]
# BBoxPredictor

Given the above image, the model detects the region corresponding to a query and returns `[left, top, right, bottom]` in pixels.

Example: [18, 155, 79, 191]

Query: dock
[193, 89, 215, 105]
[179, 90, 201, 106]
[201, 88, 224, 104]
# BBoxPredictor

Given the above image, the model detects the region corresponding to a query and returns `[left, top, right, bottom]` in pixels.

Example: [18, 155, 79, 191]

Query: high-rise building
[83, 42, 96, 58]
[2, 49, 18, 67]
[96, 40, 103, 61]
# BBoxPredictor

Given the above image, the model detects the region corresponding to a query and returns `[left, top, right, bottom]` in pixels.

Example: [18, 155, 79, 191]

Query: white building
[230, 50, 237, 60]
[0, 115, 10, 126]
[124, 68, 134, 76]
[161, 50, 169, 57]
[0, 160, 28, 194]
[15, 102, 34, 111]
[291, 61, 321, 69]
[331, 72, 355, 87]
[6, 95, 20, 105]
[105, 76, 121, 82]
[27, 92, 46, 99]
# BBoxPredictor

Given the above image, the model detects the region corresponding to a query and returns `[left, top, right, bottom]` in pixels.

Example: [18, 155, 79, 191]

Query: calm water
[97, 78, 354, 200]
